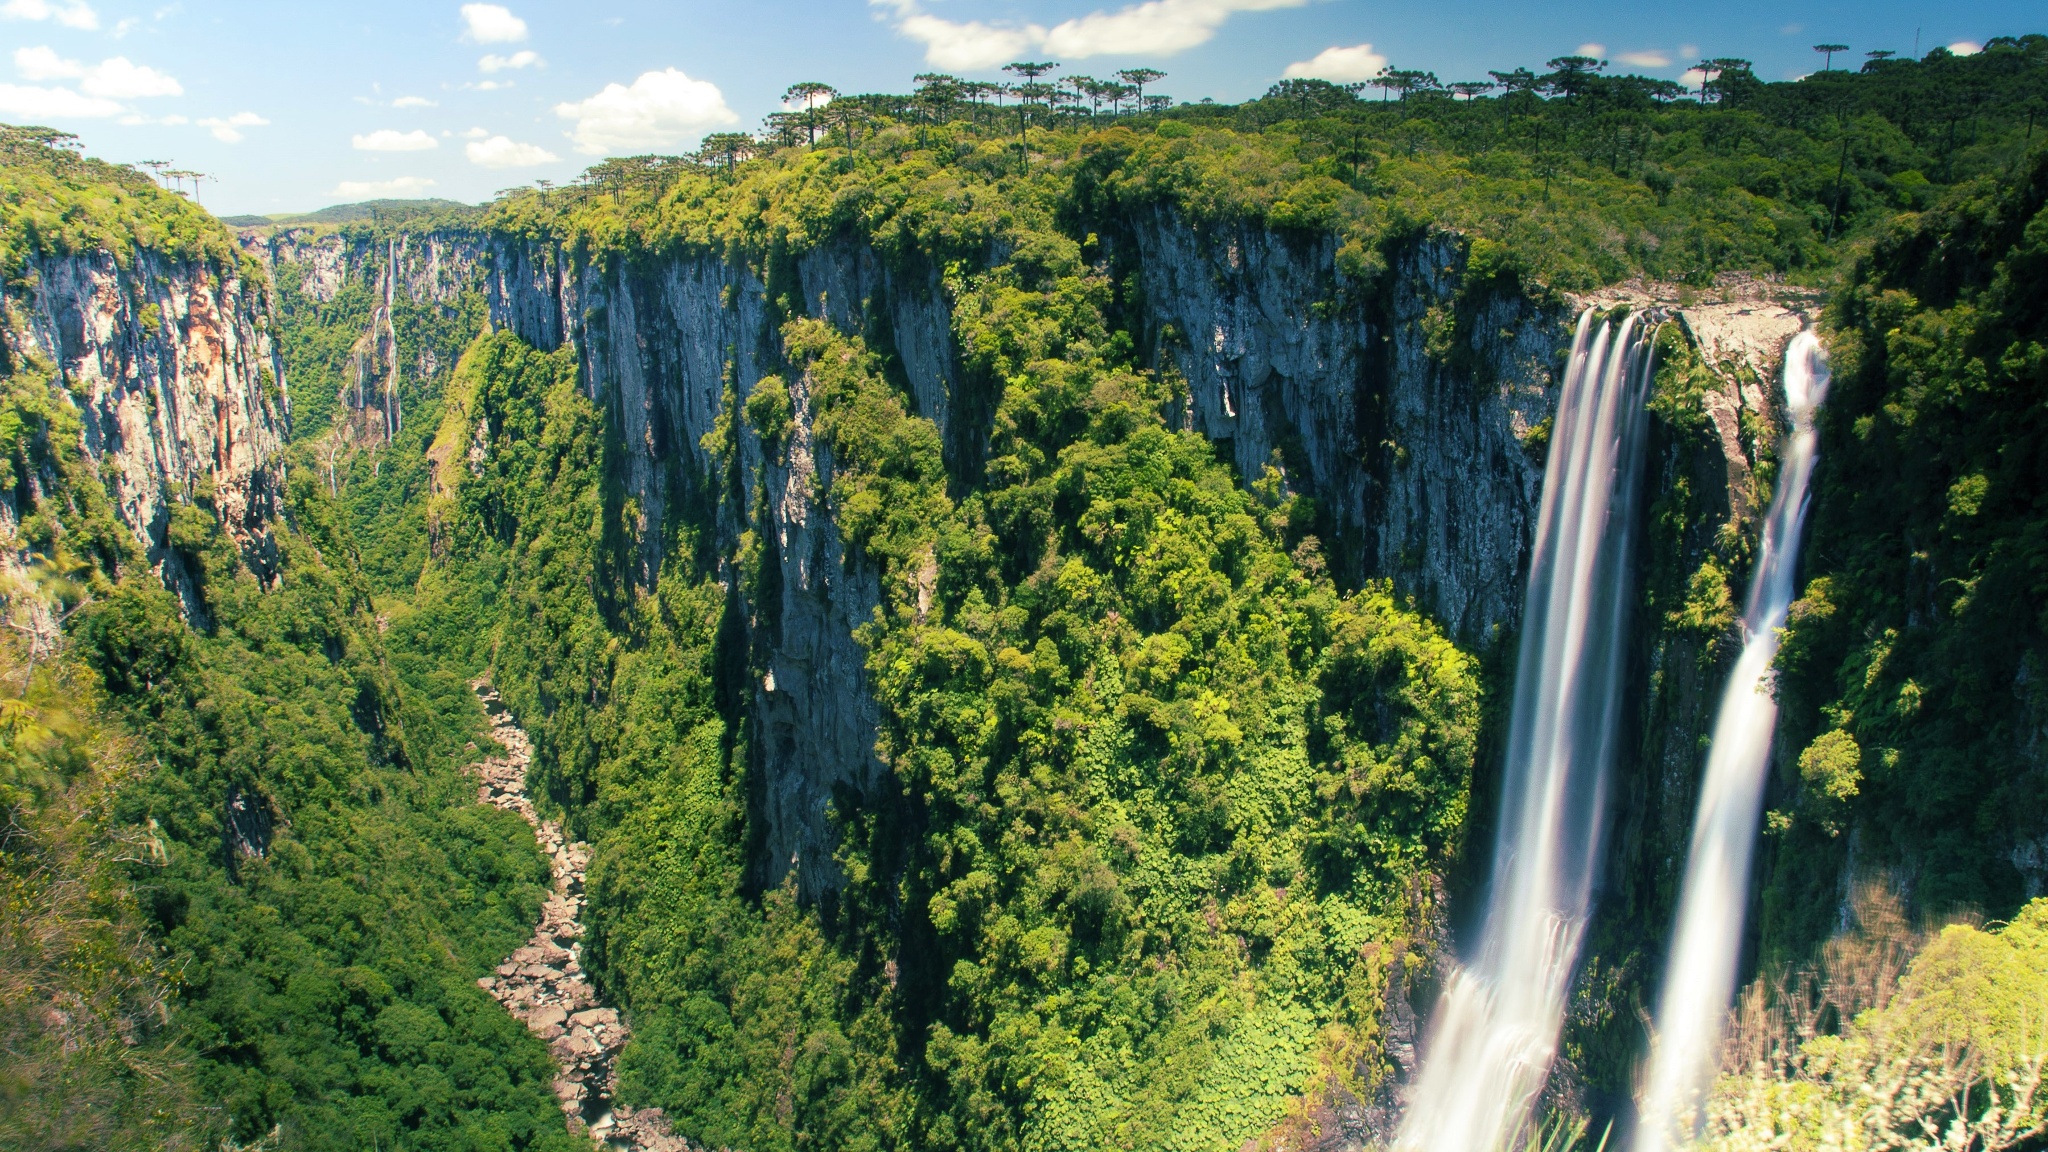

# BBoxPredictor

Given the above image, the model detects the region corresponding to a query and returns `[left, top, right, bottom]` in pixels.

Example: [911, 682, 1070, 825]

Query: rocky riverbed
[470, 682, 692, 1151]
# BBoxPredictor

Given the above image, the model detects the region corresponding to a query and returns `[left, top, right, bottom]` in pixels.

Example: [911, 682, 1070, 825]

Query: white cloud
[15, 47, 182, 98]
[80, 57, 182, 98]
[460, 125, 489, 138]
[1282, 43, 1386, 83]
[1780, 23, 1803, 35]
[554, 67, 737, 155]
[460, 3, 526, 43]
[198, 110, 266, 142]
[478, 50, 541, 72]
[15, 45, 76, 81]
[392, 95, 436, 107]
[1680, 44, 1699, 59]
[1574, 42, 1606, 57]
[1045, 0, 1305, 58]
[334, 175, 437, 198]
[466, 134, 559, 167]
[1949, 41, 1982, 56]
[1615, 50, 1672, 69]
[353, 128, 438, 151]
[1, 0, 99, 31]
[467, 79, 512, 90]
[0, 82, 121, 118]
[874, 0, 1302, 68]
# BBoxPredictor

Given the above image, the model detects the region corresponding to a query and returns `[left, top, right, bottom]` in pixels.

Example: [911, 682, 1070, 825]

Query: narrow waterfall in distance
[1397, 310, 1658, 1152]
[1633, 331, 1831, 1152]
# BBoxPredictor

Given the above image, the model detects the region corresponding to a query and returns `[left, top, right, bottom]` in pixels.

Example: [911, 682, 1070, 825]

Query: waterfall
[1398, 310, 1658, 1152]
[1634, 331, 1830, 1152]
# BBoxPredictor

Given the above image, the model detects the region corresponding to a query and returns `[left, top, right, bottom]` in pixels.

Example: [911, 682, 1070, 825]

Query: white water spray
[1634, 331, 1831, 1152]
[1398, 311, 1658, 1152]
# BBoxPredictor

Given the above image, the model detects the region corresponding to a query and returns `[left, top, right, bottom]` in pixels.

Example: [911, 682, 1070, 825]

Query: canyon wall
[474, 213, 1797, 917]
[6, 248, 288, 610]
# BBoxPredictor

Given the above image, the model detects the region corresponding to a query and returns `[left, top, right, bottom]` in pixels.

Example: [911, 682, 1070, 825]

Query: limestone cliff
[1124, 211, 1568, 647]
[241, 225, 486, 445]
[483, 238, 899, 896]
[5, 247, 288, 608]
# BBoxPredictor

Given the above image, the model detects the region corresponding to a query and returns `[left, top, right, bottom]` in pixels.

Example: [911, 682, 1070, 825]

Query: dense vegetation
[1, 29, 2046, 1152]
[1, 138, 574, 1151]
[1767, 147, 2048, 947]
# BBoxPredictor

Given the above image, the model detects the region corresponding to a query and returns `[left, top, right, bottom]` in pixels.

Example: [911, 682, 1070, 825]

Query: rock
[471, 680, 692, 1150]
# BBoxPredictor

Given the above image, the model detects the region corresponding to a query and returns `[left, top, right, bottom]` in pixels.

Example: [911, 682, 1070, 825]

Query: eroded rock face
[10, 250, 288, 607]
[485, 241, 893, 897]
[470, 682, 694, 1152]
[1126, 212, 1570, 645]
[240, 227, 488, 444]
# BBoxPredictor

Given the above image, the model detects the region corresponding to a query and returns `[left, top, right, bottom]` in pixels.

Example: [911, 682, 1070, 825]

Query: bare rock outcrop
[7, 249, 288, 606]
[470, 682, 694, 1152]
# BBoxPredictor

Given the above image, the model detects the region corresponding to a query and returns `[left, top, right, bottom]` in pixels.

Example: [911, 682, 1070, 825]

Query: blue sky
[1, 0, 2037, 215]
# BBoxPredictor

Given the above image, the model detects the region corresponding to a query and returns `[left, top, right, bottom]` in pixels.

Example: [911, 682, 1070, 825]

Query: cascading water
[1632, 331, 1831, 1152]
[1398, 310, 1658, 1152]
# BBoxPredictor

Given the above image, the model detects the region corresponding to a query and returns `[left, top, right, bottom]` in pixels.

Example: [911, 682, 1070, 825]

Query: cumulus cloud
[1615, 50, 1672, 68]
[478, 50, 541, 72]
[466, 134, 559, 167]
[1282, 43, 1387, 83]
[1, 0, 99, 31]
[0, 81, 120, 118]
[554, 68, 737, 155]
[15, 47, 183, 98]
[392, 95, 436, 107]
[1574, 42, 1606, 58]
[460, 125, 490, 138]
[353, 128, 438, 151]
[80, 57, 182, 98]
[1045, 0, 1306, 57]
[198, 111, 267, 142]
[891, 11, 1041, 69]
[334, 175, 437, 198]
[1949, 41, 1982, 55]
[460, 3, 526, 43]
[874, 0, 1303, 69]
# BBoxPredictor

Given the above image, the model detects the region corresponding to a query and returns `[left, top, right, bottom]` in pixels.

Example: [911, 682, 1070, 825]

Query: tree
[697, 132, 755, 178]
[783, 82, 838, 144]
[1115, 68, 1165, 104]
[1003, 62, 1058, 144]
[1449, 80, 1496, 101]
[1814, 43, 1850, 71]
[1699, 57, 1756, 103]
[1543, 55, 1607, 98]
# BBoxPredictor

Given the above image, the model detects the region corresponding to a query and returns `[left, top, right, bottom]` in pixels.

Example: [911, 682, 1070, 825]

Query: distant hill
[223, 198, 481, 228]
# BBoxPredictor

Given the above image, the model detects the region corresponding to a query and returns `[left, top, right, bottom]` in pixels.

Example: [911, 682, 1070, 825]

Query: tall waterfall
[1398, 311, 1657, 1152]
[1634, 331, 1831, 1152]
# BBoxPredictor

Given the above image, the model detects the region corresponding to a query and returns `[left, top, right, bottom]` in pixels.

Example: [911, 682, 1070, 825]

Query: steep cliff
[482, 237, 897, 895]
[5, 245, 287, 611]
[241, 221, 487, 446]
[1124, 212, 1568, 646]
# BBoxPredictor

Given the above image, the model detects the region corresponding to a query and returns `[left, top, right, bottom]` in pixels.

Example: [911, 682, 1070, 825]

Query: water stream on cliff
[1397, 311, 1657, 1152]
[1633, 331, 1831, 1152]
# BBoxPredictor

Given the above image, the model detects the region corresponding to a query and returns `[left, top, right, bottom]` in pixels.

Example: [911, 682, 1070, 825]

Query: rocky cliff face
[7, 249, 288, 610]
[243, 226, 486, 443]
[1125, 211, 1572, 647]
[478, 211, 1806, 928]
[484, 237, 907, 896]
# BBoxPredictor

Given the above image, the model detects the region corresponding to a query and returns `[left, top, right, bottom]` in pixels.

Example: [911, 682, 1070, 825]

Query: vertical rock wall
[1127, 212, 1569, 646]
[10, 249, 288, 606]
[484, 237, 901, 896]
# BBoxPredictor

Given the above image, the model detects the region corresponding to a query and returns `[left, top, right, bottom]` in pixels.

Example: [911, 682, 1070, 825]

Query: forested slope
[1, 128, 574, 1151]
